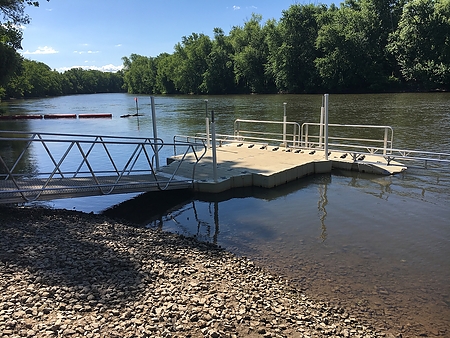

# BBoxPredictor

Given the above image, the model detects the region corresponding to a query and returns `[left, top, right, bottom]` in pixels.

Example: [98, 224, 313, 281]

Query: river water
[1, 93, 449, 335]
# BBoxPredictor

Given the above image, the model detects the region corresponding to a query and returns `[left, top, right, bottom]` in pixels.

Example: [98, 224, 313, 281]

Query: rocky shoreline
[0, 206, 389, 337]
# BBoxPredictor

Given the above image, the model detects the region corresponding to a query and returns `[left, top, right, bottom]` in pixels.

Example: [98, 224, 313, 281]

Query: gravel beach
[0, 206, 389, 337]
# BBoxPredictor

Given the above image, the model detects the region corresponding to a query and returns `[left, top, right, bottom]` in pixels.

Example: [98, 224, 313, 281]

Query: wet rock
[0, 206, 389, 338]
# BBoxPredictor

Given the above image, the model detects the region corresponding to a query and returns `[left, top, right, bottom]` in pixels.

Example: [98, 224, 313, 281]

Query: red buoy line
[43, 114, 77, 119]
[78, 113, 112, 118]
[0, 113, 113, 120]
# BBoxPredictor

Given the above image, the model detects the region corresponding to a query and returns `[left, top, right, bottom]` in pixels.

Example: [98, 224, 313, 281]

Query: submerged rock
[0, 206, 386, 337]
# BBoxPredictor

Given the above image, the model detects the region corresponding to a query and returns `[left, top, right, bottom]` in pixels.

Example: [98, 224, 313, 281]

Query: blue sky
[20, 0, 336, 72]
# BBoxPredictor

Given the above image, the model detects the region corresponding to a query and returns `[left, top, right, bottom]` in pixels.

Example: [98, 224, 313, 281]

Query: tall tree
[155, 53, 177, 94]
[122, 54, 157, 94]
[172, 33, 212, 94]
[230, 14, 273, 93]
[266, 4, 324, 93]
[315, 1, 394, 92]
[201, 28, 235, 94]
[0, 0, 48, 85]
[387, 0, 450, 90]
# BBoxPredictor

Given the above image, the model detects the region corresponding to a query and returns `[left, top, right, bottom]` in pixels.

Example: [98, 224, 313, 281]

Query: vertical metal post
[211, 110, 218, 182]
[324, 94, 329, 161]
[383, 127, 388, 155]
[319, 97, 324, 148]
[283, 102, 287, 147]
[305, 124, 309, 148]
[205, 99, 210, 149]
[150, 96, 160, 170]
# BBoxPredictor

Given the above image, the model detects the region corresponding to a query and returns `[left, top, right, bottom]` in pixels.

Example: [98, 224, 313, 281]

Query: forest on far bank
[1, 0, 449, 100]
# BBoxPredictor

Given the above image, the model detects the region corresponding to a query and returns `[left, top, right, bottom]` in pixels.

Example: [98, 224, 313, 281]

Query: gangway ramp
[0, 131, 206, 204]
[0, 174, 193, 204]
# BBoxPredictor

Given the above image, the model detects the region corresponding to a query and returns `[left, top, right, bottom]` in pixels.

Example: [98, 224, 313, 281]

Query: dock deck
[161, 143, 407, 193]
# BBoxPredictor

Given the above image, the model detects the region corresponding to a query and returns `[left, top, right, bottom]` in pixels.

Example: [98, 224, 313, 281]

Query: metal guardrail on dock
[0, 131, 206, 204]
[199, 119, 450, 170]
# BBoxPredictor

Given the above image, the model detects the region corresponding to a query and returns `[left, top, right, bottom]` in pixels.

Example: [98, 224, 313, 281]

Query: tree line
[0, 0, 124, 100]
[121, 0, 450, 95]
[1, 60, 124, 99]
[1, 0, 449, 100]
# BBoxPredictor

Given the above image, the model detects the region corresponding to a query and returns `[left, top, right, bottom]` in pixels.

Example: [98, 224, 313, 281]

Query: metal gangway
[0, 131, 206, 204]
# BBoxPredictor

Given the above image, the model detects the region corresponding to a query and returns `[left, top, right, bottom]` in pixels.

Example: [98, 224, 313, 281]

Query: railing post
[319, 102, 324, 148]
[305, 124, 309, 148]
[151, 96, 160, 170]
[211, 110, 218, 182]
[324, 94, 329, 161]
[283, 102, 287, 147]
[383, 127, 388, 155]
[205, 99, 210, 149]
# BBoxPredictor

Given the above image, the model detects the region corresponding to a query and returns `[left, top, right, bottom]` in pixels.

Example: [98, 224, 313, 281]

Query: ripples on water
[1, 93, 449, 335]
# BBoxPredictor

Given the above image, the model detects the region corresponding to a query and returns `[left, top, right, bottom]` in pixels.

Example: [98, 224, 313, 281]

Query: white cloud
[1, 23, 25, 30]
[115, 44, 122, 47]
[57, 64, 124, 73]
[230, 5, 258, 11]
[22, 46, 58, 55]
[73, 50, 100, 54]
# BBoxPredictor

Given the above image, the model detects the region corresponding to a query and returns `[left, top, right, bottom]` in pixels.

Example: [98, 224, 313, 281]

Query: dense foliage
[1, 0, 48, 87]
[121, 0, 450, 94]
[1, 0, 449, 99]
[1, 0, 122, 99]
[3, 60, 124, 98]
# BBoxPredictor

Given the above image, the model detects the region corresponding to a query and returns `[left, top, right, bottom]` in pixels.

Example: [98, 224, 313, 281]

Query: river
[1, 93, 449, 336]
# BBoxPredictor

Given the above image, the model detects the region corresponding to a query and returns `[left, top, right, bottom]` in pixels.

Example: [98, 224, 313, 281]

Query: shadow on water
[101, 174, 333, 248]
[100, 169, 450, 336]
[102, 189, 194, 225]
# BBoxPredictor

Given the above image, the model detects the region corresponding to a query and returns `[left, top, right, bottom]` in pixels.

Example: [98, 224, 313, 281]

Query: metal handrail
[234, 119, 301, 147]
[0, 131, 206, 203]
[301, 122, 394, 155]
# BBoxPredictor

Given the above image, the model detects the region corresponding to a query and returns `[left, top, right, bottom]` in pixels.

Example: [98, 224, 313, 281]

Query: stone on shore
[0, 206, 382, 337]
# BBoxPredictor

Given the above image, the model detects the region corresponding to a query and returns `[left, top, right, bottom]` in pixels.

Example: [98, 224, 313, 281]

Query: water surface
[1, 93, 449, 335]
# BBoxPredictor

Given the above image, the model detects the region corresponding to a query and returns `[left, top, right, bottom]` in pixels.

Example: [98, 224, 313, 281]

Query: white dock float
[328, 151, 407, 175]
[161, 144, 406, 194]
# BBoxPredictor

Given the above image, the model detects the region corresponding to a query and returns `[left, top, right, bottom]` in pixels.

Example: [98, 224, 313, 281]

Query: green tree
[315, 2, 393, 92]
[201, 28, 235, 94]
[230, 14, 273, 93]
[266, 4, 324, 93]
[155, 53, 177, 94]
[4, 59, 61, 97]
[387, 0, 450, 90]
[0, 0, 48, 85]
[122, 54, 157, 94]
[172, 33, 212, 94]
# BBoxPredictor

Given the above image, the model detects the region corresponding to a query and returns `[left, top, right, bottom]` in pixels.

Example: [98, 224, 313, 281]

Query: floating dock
[162, 143, 407, 194]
